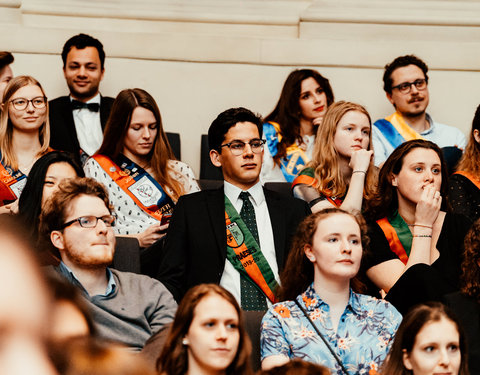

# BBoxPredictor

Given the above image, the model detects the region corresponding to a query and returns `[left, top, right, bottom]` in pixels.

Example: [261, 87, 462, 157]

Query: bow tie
[71, 100, 100, 112]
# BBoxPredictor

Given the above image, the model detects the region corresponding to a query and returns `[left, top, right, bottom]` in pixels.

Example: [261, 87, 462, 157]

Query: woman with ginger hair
[449, 104, 480, 221]
[292, 101, 376, 213]
[260, 208, 400, 374]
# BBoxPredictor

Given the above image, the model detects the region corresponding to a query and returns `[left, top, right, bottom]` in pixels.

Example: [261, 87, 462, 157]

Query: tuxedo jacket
[49, 95, 115, 159]
[158, 186, 311, 302]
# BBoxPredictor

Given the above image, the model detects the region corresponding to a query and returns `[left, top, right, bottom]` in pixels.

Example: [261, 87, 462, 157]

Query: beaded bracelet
[413, 234, 432, 238]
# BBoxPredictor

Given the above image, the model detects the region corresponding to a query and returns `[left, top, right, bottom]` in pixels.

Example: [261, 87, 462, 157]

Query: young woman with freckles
[292, 101, 376, 214]
[261, 69, 334, 183]
[365, 139, 471, 314]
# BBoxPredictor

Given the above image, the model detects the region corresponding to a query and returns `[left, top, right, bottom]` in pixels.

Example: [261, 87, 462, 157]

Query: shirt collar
[421, 113, 435, 135]
[69, 93, 101, 105]
[224, 180, 265, 206]
[300, 283, 359, 313]
[58, 261, 116, 297]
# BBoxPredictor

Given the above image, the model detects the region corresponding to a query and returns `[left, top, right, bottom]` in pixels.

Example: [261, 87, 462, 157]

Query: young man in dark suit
[49, 34, 114, 164]
[158, 107, 311, 310]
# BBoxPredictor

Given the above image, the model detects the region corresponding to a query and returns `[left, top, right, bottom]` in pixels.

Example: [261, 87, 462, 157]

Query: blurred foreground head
[0, 215, 57, 374]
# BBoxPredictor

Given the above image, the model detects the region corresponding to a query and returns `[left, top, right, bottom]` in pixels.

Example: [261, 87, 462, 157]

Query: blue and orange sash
[454, 171, 480, 190]
[93, 154, 174, 221]
[224, 196, 278, 303]
[376, 211, 412, 265]
[0, 161, 27, 206]
[263, 121, 309, 182]
[374, 112, 425, 149]
[292, 169, 343, 207]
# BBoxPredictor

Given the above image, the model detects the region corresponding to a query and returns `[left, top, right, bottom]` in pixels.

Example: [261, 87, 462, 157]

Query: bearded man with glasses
[40, 177, 177, 350]
[373, 54, 466, 167]
[158, 107, 311, 311]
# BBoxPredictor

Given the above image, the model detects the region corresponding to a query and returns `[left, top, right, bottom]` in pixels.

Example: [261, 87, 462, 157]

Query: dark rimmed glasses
[10, 96, 47, 111]
[220, 139, 265, 156]
[392, 79, 428, 94]
[61, 215, 116, 229]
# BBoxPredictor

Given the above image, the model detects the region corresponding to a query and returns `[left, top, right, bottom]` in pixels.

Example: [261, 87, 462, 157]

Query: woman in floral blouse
[260, 208, 402, 375]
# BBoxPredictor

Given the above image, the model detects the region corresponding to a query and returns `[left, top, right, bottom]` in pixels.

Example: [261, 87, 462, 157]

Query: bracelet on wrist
[352, 170, 367, 174]
[408, 223, 433, 229]
[413, 234, 432, 238]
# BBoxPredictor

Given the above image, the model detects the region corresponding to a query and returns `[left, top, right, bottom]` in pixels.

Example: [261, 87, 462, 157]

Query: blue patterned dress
[261, 284, 402, 375]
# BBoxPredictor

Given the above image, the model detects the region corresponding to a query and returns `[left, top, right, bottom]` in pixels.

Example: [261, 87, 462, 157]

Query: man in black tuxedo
[158, 107, 311, 309]
[49, 34, 114, 164]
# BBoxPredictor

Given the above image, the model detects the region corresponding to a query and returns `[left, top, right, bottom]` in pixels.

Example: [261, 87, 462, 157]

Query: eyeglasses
[392, 79, 428, 94]
[10, 96, 47, 111]
[220, 139, 265, 156]
[61, 215, 116, 229]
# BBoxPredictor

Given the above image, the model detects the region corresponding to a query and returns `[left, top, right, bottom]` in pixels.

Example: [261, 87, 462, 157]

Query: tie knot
[239, 191, 250, 202]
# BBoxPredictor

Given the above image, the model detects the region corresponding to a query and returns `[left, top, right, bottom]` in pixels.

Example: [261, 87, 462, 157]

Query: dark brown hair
[264, 69, 334, 164]
[456, 104, 480, 176]
[256, 359, 330, 375]
[460, 218, 480, 301]
[383, 55, 429, 94]
[381, 302, 469, 375]
[157, 284, 252, 375]
[97, 88, 186, 201]
[0, 51, 14, 71]
[278, 208, 369, 301]
[366, 139, 449, 220]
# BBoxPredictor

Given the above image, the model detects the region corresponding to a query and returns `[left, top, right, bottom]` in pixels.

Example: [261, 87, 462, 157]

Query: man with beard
[373, 54, 466, 167]
[49, 34, 114, 164]
[40, 177, 176, 351]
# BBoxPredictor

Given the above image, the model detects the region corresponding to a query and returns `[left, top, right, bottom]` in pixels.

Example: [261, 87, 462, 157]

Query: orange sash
[376, 217, 409, 265]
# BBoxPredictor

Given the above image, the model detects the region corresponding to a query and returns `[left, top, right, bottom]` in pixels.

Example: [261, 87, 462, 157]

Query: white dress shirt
[220, 181, 279, 306]
[71, 93, 104, 156]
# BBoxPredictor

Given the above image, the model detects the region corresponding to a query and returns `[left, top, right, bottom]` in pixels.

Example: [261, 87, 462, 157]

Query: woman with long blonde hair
[0, 75, 50, 210]
[292, 101, 376, 213]
[84, 88, 199, 266]
[449, 104, 480, 221]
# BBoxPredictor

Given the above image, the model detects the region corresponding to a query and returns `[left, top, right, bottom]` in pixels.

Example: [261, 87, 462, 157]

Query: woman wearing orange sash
[0, 75, 51, 212]
[292, 101, 376, 213]
[449, 104, 480, 221]
[365, 139, 471, 314]
[84, 88, 199, 250]
[261, 69, 334, 183]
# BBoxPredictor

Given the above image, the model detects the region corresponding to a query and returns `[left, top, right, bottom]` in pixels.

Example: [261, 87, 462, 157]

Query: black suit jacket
[49, 95, 115, 159]
[158, 187, 311, 302]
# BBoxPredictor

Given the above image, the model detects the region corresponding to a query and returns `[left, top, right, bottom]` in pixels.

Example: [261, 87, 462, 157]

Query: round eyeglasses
[61, 215, 116, 229]
[392, 79, 427, 94]
[10, 96, 47, 111]
[220, 139, 265, 156]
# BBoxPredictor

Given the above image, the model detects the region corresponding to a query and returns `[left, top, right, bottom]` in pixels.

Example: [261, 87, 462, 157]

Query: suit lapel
[99, 95, 109, 130]
[60, 97, 80, 151]
[264, 188, 286, 267]
[205, 187, 228, 259]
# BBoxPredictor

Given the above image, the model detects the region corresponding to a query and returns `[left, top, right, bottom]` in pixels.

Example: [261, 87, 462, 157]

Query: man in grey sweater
[40, 177, 177, 351]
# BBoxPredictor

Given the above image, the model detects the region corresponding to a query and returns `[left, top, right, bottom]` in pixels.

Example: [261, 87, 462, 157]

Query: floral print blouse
[261, 284, 402, 375]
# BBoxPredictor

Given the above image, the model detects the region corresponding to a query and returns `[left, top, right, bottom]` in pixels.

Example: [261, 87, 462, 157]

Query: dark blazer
[49, 95, 115, 159]
[157, 186, 311, 302]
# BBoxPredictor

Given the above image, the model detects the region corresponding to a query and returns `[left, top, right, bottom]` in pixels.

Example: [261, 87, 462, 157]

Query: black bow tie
[71, 100, 100, 112]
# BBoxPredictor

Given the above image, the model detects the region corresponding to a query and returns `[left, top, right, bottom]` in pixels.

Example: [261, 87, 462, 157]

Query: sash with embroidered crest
[292, 169, 343, 207]
[224, 196, 278, 303]
[454, 171, 480, 190]
[263, 121, 309, 182]
[0, 158, 27, 205]
[92, 154, 174, 221]
[374, 112, 425, 149]
[376, 211, 413, 265]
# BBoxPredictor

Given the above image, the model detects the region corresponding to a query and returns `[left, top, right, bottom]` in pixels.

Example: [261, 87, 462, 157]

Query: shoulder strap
[294, 299, 350, 375]
[454, 171, 480, 190]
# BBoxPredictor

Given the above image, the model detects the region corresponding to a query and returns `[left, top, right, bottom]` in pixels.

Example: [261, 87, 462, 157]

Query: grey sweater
[54, 265, 177, 351]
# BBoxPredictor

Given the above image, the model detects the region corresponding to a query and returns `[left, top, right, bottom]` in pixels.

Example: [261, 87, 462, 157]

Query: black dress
[449, 173, 480, 222]
[365, 213, 472, 314]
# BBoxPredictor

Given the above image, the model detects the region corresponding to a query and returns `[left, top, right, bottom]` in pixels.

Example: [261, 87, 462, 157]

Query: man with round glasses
[158, 107, 310, 310]
[373, 54, 466, 166]
[40, 177, 176, 350]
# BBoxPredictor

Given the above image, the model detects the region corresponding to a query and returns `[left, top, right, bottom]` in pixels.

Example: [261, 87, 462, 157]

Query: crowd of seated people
[1, 31, 480, 375]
